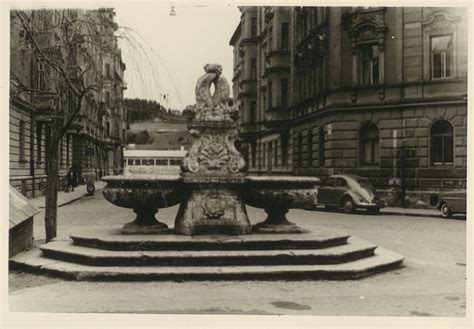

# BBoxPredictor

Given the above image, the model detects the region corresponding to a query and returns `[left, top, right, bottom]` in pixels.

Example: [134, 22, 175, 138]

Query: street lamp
[170, 6, 176, 16]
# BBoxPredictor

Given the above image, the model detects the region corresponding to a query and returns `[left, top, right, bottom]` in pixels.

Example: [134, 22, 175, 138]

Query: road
[9, 191, 467, 317]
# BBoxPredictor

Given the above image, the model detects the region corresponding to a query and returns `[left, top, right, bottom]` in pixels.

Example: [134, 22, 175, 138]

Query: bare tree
[11, 9, 121, 241]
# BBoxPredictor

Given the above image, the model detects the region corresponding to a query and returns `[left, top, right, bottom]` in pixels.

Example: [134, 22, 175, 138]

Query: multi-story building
[230, 7, 467, 207]
[9, 8, 127, 197]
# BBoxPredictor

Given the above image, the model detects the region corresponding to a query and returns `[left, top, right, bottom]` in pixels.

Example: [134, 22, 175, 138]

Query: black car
[318, 175, 382, 214]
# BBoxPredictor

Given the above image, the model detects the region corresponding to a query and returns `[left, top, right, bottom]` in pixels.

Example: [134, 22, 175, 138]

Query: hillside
[126, 120, 191, 150]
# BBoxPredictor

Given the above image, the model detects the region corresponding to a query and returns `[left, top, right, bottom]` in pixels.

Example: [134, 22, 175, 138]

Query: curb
[380, 210, 440, 219]
[37, 186, 105, 209]
[311, 206, 441, 219]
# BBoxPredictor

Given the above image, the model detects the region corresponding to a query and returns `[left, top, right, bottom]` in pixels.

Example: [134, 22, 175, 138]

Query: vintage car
[432, 190, 466, 219]
[318, 175, 382, 214]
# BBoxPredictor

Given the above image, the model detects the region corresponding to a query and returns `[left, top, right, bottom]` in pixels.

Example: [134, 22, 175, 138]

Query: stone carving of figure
[193, 64, 238, 122]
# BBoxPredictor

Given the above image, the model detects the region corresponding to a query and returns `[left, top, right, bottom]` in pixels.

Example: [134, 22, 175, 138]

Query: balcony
[238, 78, 257, 98]
[32, 93, 58, 118]
[240, 36, 258, 45]
[263, 54, 290, 78]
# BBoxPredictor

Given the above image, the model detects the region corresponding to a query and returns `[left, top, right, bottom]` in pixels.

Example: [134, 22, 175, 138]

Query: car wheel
[440, 203, 452, 219]
[342, 197, 355, 213]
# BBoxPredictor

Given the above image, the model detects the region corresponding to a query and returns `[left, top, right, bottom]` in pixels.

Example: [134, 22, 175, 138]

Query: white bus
[123, 148, 187, 175]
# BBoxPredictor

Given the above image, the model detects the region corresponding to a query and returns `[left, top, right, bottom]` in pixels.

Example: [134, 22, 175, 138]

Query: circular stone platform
[9, 228, 404, 281]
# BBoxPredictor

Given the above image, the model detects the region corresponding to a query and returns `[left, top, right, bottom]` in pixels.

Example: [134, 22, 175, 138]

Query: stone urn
[102, 175, 183, 234]
[244, 176, 320, 233]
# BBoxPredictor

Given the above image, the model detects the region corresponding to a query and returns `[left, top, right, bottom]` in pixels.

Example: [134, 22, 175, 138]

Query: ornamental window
[346, 8, 387, 86]
[430, 34, 454, 79]
[359, 123, 379, 166]
[430, 120, 453, 166]
[422, 12, 460, 80]
[360, 44, 380, 85]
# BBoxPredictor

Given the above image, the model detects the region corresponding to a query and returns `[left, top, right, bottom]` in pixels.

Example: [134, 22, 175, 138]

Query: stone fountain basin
[102, 174, 183, 209]
[244, 176, 320, 210]
[102, 174, 319, 211]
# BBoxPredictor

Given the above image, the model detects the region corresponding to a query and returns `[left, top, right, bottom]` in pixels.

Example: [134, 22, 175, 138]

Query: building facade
[10, 9, 127, 197]
[230, 7, 467, 207]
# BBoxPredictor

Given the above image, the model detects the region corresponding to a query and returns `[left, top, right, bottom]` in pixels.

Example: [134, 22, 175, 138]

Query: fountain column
[174, 64, 252, 235]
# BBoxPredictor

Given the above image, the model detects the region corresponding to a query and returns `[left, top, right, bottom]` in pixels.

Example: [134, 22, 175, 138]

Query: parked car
[318, 175, 382, 214]
[431, 190, 466, 219]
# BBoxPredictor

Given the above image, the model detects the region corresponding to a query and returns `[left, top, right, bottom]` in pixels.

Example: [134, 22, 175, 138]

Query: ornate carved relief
[202, 194, 226, 219]
[351, 9, 385, 30]
[423, 12, 460, 32]
[181, 64, 246, 176]
[347, 7, 387, 46]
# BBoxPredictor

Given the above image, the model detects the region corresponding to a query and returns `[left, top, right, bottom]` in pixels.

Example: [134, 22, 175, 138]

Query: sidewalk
[381, 206, 441, 218]
[29, 181, 107, 209]
[312, 205, 442, 218]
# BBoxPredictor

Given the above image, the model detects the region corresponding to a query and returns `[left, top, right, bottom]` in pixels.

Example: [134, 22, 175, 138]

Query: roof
[124, 149, 187, 158]
[9, 185, 39, 229]
[229, 22, 242, 46]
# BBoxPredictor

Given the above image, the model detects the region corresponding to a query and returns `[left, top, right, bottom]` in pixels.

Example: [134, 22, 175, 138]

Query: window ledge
[429, 77, 460, 83]
[431, 164, 454, 167]
[355, 83, 384, 90]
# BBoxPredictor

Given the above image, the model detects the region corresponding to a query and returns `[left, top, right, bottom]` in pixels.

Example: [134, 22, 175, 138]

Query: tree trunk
[44, 139, 59, 242]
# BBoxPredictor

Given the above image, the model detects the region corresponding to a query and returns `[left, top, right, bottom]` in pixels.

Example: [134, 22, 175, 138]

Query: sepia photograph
[2, 1, 472, 328]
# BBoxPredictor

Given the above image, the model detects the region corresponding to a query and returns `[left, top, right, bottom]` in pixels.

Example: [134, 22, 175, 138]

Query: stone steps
[69, 230, 351, 251]
[9, 247, 403, 281]
[39, 238, 376, 267]
[9, 229, 404, 281]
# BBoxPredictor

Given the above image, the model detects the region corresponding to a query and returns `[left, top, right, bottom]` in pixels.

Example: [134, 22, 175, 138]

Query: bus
[123, 148, 187, 175]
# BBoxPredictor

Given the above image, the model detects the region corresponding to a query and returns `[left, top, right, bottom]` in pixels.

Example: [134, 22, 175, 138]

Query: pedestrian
[67, 167, 75, 192]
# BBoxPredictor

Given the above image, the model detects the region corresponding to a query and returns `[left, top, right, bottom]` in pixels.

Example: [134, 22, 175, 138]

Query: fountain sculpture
[103, 64, 319, 235]
[10, 65, 404, 281]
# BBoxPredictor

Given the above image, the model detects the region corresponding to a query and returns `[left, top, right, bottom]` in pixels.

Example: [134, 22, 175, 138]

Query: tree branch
[56, 84, 100, 140]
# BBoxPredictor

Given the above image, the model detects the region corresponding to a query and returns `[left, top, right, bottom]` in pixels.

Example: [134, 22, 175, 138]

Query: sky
[113, 3, 241, 111]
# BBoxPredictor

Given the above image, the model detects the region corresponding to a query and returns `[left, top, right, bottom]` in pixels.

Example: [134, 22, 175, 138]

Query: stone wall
[9, 217, 34, 257]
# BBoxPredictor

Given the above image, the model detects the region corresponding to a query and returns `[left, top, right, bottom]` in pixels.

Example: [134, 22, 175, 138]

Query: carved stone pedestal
[122, 208, 169, 234]
[174, 184, 251, 235]
[175, 64, 250, 236]
[252, 207, 304, 234]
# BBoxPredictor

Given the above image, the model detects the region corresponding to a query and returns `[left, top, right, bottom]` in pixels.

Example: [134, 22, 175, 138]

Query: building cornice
[291, 98, 467, 125]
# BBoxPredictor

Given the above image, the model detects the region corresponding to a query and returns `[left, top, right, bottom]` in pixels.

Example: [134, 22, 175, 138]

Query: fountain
[103, 63, 319, 235]
[10, 65, 404, 281]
